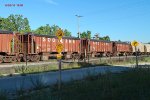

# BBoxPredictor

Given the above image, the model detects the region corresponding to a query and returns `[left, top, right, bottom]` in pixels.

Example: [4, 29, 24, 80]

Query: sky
[0, 0, 150, 43]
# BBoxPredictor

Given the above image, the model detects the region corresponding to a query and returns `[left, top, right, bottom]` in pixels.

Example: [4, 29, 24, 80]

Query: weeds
[2, 66, 150, 100]
[0, 90, 8, 100]
[15, 65, 27, 76]
[15, 77, 26, 97]
[1, 56, 150, 77]
[30, 75, 46, 90]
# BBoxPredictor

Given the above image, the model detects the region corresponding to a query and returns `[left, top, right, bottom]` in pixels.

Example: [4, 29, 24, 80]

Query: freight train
[0, 30, 150, 63]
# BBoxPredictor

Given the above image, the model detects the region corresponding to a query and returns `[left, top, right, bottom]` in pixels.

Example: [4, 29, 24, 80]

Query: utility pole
[56, 29, 64, 100]
[75, 15, 83, 38]
[75, 15, 83, 61]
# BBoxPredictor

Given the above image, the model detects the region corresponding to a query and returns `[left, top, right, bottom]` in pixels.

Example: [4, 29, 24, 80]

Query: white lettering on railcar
[43, 37, 46, 42]
[37, 46, 39, 49]
[48, 38, 50, 42]
[69, 40, 71, 43]
[65, 49, 68, 51]
[52, 38, 55, 42]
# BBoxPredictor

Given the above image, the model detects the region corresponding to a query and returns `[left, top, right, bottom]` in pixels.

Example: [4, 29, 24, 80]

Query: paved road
[0, 66, 130, 93]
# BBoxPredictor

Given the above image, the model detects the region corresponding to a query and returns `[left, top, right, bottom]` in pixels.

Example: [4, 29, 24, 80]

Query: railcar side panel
[144, 44, 150, 52]
[90, 40, 112, 53]
[34, 36, 57, 53]
[132, 42, 145, 53]
[76, 40, 80, 53]
[64, 39, 68, 52]
[116, 43, 131, 53]
[0, 34, 13, 54]
[32, 35, 80, 54]
[68, 39, 72, 52]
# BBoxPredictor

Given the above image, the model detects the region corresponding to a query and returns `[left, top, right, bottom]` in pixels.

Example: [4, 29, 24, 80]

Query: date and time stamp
[0, 0, 24, 7]
[4, 4, 24, 7]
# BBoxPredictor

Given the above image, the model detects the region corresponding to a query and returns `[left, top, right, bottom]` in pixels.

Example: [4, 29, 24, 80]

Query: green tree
[50, 25, 60, 35]
[80, 30, 91, 39]
[118, 40, 121, 42]
[99, 37, 104, 40]
[34, 25, 72, 36]
[0, 17, 8, 30]
[99, 35, 110, 41]
[34, 26, 44, 34]
[22, 18, 31, 33]
[0, 14, 31, 32]
[63, 29, 71, 36]
[87, 30, 91, 39]
[103, 36, 110, 41]
[34, 24, 51, 35]
[80, 31, 87, 38]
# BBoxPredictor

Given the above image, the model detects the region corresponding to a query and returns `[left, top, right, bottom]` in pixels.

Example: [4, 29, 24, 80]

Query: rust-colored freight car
[18, 33, 81, 61]
[0, 30, 13, 54]
[89, 40, 113, 57]
[113, 42, 132, 56]
[0, 30, 22, 63]
[33, 34, 81, 60]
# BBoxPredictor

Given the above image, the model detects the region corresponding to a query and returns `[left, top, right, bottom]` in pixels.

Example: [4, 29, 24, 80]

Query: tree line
[0, 14, 110, 40]
[0, 14, 71, 36]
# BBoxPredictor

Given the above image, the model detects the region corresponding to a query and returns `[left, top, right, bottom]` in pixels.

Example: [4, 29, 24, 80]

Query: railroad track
[0, 55, 149, 68]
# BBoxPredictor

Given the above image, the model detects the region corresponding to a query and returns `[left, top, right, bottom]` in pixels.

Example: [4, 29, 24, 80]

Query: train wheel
[71, 54, 75, 61]
[35, 55, 40, 61]
[11, 57, 17, 63]
[23, 55, 30, 62]
[17, 54, 23, 62]
[0, 56, 3, 63]
[77, 54, 81, 60]
[3, 57, 11, 62]
[79, 54, 84, 60]
[126, 53, 129, 56]
[106, 53, 111, 57]
[17, 58, 21, 62]
[30, 55, 40, 62]
[30, 56, 35, 62]
[75, 54, 79, 60]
